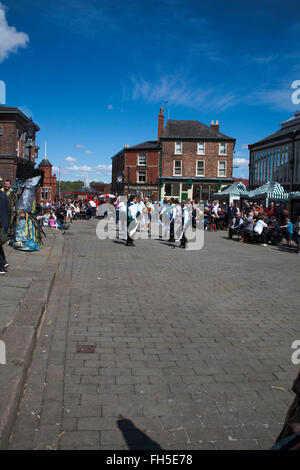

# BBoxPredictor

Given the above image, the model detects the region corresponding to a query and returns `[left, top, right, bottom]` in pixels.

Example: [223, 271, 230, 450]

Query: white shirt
[128, 202, 137, 220]
[254, 219, 268, 235]
[89, 200, 97, 208]
[182, 206, 190, 226]
[170, 204, 176, 220]
[118, 201, 126, 213]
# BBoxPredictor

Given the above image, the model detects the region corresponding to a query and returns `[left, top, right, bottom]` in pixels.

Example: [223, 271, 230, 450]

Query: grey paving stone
[6, 222, 299, 450]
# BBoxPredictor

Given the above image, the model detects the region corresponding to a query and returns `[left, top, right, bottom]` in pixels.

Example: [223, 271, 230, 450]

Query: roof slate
[39, 158, 52, 167]
[161, 120, 235, 140]
[127, 140, 160, 150]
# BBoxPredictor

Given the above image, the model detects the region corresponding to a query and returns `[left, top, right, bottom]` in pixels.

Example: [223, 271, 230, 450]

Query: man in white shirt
[179, 201, 191, 248]
[126, 195, 138, 246]
[168, 198, 176, 242]
[88, 198, 97, 220]
[144, 196, 154, 236]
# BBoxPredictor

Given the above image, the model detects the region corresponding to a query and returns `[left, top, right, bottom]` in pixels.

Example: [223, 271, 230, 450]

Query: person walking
[0, 182, 11, 275]
[168, 198, 176, 242]
[126, 195, 138, 246]
[179, 201, 190, 248]
[144, 196, 154, 237]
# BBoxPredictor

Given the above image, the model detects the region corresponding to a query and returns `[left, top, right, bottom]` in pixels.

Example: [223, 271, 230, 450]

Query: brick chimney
[210, 120, 219, 132]
[158, 107, 164, 141]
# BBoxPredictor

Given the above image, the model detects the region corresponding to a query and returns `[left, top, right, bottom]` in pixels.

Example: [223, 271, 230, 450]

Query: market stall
[212, 181, 248, 206]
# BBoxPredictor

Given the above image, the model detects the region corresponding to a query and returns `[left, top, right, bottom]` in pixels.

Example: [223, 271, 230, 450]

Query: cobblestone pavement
[7, 220, 300, 450]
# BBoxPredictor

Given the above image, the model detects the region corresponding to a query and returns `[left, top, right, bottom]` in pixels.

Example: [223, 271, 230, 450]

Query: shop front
[160, 177, 233, 201]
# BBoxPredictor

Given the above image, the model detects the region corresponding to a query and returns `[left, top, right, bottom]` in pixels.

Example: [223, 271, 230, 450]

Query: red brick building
[160, 120, 236, 201]
[0, 105, 41, 182]
[111, 109, 236, 201]
[37, 155, 57, 203]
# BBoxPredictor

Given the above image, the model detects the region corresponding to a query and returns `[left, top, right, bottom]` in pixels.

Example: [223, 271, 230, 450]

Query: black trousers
[169, 220, 175, 241]
[0, 245, 6, 269]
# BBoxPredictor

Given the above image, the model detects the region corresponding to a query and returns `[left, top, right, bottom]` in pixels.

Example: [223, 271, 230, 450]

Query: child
[280, 218, 294, 246]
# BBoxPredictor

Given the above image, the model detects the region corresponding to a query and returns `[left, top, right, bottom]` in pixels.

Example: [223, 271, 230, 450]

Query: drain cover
[76, 345, 95, 353]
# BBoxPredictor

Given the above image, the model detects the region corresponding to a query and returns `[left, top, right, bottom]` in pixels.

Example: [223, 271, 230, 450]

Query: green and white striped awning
[290, 192, 300, 199]
[212, 181, 248, 198]
[245, 181, 289, 200]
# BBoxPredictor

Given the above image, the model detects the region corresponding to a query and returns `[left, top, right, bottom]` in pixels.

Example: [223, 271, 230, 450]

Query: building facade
[37, 156, 57, 203]
[0, 105, 41, 182]
[159, 119, 235, 201]
[248, 111, 300, 192]
[111, 109, 236, 201]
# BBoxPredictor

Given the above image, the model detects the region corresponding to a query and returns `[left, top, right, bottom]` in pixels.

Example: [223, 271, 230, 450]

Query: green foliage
[56, 180, 106, 192]
[56, 180, 83, 192]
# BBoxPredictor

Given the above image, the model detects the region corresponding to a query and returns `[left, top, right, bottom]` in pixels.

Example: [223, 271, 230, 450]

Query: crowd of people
[1, 178, 300, 277]
[37, 196, 100, 227]
[37, 195, 300, 253]
[224, 200, 300, 253]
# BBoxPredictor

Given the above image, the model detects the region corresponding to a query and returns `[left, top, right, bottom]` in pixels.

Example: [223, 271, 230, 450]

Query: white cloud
[252, 87, 297, 112]
[96, 164, 112, 171]
[53, 162, 112, 176]
[85, 150, 96, 155]
[129, 75, 241, 112]
[65, 156, 77, 162]
[233, 158, 249, 166]
[241, 144, 249, 149]
[246, 55, 278, 65]
[68, 164, 94, 172]
[0, 3, 29, 62]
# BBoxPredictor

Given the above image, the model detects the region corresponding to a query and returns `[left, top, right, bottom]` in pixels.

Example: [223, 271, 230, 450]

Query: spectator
[280, 218, 294, 246]
[228, 201, 238, 227]
[239, 211, 254, 243]
[254, 215, 269, 246]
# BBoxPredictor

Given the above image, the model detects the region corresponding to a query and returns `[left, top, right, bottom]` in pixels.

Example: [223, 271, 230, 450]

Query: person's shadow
[117, 417, 162, 450]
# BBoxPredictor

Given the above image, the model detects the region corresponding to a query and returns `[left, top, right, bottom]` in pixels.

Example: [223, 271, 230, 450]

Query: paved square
[8, 221, 300, 450]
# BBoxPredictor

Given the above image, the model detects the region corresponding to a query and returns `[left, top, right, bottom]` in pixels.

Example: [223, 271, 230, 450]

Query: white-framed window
[218, 161, 227, 177]
[173, 160, 182, 176]
[197, 142, 205, 155]
[41, 187, 51, 201]
[174, 142, 182, 154]
[219, 142, 227, 156]
[137, 170, 146, 183]
[196, 160, 205, 176]
[137, 153, 146, 165]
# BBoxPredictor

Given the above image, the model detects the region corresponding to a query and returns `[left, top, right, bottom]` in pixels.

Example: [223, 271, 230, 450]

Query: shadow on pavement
[117, 417, 162, 450]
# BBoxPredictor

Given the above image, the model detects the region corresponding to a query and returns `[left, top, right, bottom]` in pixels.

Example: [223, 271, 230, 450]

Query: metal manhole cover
[76, 345, 95, 353]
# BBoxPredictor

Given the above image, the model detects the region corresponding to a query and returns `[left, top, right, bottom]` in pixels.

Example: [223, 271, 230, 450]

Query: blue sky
[0, 0, 300, 182]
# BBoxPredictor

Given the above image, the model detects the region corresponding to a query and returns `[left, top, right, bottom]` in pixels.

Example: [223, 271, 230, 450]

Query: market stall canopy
[244, 181, 289, 201]
[212, 181, 248, 198]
